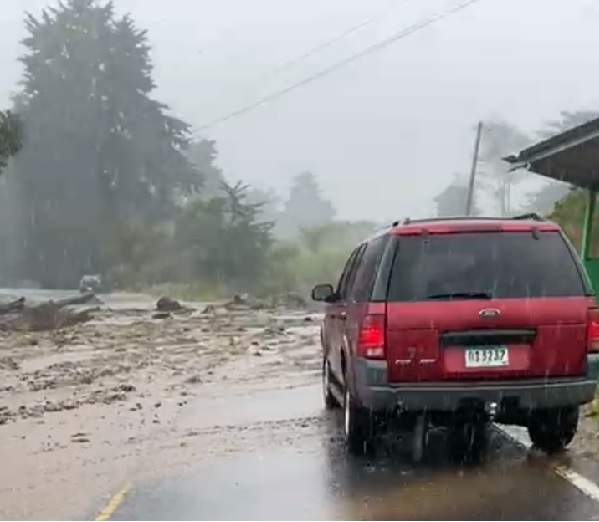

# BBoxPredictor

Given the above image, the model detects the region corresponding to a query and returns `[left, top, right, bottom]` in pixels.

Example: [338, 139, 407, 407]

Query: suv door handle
[339, 312, 346, 320]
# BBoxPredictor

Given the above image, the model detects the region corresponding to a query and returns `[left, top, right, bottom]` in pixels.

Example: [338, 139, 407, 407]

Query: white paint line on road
[495, 424, 599, 504]
[554, 466, 599, 504]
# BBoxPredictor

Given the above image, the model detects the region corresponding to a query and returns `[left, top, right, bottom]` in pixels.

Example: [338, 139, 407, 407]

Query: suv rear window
[387, 231, 587, 301]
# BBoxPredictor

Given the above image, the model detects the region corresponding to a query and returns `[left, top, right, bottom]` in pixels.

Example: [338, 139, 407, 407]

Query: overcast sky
[2, 0, 599, 221]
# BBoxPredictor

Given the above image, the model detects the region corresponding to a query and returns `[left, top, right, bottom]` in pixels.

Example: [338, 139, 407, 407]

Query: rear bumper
[355, 359, 598, 412]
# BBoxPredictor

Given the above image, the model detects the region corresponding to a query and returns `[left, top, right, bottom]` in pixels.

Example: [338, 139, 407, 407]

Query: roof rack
[394, 213, 546, 226]
[510, 212, 545, 221]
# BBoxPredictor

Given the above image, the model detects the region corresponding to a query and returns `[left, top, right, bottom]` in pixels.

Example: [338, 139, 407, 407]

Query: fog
[2, 0, 598, 221]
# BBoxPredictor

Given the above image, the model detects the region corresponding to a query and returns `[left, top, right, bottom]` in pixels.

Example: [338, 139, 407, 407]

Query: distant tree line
[14, 0, 594, 294]
[0, 0, 365, 295]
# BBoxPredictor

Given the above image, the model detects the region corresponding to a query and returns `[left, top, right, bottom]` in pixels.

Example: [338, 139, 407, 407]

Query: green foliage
[124, 214, 377, 300]
[523, 181, 571, 216]
[117, 181, 275, 295]
[0, 1, 371, 298]
[10, 0, 199, 287]
[549, 189, 590, 253]
[538, 110, 599, 140]
[0, 110, 22, 174]
[529, 111, 599, 249]
[173, 181, 273, 290]
[267, 220, 379, 296]
[186, 139, 223, 200]
[478, 120, 530, 216]
[276, 171, 335, 238]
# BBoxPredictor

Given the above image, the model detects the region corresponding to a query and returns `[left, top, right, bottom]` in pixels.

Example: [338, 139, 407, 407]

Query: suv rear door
[325, 246, 363, 381]
[383, 229, 593, 382]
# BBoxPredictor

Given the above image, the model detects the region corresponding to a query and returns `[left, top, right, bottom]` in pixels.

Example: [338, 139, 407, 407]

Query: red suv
[312, 214, 598, 459]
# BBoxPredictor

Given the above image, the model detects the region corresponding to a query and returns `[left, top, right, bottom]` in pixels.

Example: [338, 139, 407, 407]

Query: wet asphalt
[5, 289, 598, 520]
[103, 385, 599, 521]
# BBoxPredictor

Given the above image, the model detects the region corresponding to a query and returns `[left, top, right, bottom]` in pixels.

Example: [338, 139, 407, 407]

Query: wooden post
[466, 121, 483, 216]
[582, 189, 596, 260]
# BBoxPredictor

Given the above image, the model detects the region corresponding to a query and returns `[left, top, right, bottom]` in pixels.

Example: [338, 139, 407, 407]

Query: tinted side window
[387, 231, 586, 302]
[350, 235, 389, 302]
[336, 247, 360, 300]
[344, 244, 366, 301]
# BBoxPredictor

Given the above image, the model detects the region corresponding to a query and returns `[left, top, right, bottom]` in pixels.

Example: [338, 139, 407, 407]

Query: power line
[197, 0, 485, 133]
[256, 0, 410, 84]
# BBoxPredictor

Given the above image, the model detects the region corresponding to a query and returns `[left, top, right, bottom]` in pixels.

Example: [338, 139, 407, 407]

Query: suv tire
[343, 385, 374, 455]
[322, 359, 339, 410]
[528, 407, 579, 454]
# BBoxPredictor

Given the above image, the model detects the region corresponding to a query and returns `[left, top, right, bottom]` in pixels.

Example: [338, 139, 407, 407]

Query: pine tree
[0, 110, 22, 175]
[277, 171, 335, 238]
[12, 0, 200, 287]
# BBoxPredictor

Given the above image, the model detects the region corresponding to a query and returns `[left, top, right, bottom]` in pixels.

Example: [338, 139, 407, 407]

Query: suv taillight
[357, 314, 385, 359]
[588, 308, 599, 353]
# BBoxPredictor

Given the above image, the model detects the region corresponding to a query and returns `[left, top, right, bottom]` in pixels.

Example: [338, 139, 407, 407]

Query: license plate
[464, 346, 508, 368]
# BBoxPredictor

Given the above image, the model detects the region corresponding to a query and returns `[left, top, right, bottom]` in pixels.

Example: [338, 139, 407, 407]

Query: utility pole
[465, 121, 483, 216]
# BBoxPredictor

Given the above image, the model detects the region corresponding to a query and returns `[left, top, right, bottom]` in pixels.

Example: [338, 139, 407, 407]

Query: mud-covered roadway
[2, 293, 599, 520]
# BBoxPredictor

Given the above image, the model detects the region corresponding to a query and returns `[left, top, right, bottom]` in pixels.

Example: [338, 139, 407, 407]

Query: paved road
[97, 384, 599, 521]
[9, 288, 598, 519]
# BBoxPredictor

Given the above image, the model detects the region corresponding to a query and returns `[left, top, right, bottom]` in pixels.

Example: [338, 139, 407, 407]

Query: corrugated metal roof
[503, 116, 599, 189]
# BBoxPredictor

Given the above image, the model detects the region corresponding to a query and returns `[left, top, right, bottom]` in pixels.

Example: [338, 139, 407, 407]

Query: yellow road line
[95, 483, 132, 521]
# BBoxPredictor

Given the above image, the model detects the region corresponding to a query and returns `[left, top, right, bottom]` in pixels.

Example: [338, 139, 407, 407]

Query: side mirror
[311, 283, 335, 302]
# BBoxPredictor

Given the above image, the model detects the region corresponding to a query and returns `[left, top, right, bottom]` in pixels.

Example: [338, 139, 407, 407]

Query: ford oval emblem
[479, 308, 500, 319]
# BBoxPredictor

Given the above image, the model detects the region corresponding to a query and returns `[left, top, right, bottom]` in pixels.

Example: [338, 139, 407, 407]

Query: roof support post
[582, 189, 596, 260]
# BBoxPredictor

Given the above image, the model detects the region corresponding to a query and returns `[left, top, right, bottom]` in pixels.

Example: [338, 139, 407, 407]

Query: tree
[0, 110, 22, 175]
[173, 181, 273, 292]
[478, 121, 530, 216]
[246, 185, 281, 224]
[10, 0, 200, 287]
[277, 171, 335, 238]
[299, 221, 378, 253]
[523, 181, 572, 216]
[186, 139, 224, 201]
[549, 190, 589, 253]
[521, 110, 599, 217]
[539, 110, 599, 140]
[434, 174, 480, 217]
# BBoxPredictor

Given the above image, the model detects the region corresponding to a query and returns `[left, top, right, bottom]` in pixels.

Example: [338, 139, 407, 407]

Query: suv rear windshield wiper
[425, 291, 493, 300]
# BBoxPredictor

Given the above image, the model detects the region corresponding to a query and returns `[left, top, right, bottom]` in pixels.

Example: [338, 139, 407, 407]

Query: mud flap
[411, 413, 428, 463]
[587, 353, 599, 381]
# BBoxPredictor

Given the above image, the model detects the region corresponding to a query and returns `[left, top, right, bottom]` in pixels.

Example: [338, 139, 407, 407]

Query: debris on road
[0, 297, 25, 315]
[156, 296, 184, 312]
[0, 292, 102, 332]
[0, 291, 324, 519]
[0, 292, 321, 427]
[152, 311, 172, 320]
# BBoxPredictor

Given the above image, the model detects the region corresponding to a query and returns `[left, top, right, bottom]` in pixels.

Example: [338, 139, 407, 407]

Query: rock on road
[1, 290, 599, 520]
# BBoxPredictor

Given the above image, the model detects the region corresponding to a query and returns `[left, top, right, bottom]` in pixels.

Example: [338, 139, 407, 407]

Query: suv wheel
[343, 386, 374, 455]
[322, 359, 339, 410]
[528, 407, 579, 454]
